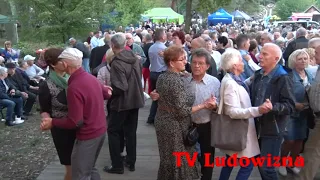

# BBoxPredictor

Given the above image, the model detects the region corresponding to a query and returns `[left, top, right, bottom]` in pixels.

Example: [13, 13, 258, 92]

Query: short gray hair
[263, 43, 283, 62]
[220, 48, 241, 72]
[0, 67, 8, 76]
[262, 32, 274, 41]
[111, 33, 126, 49]
[308, 37, 320, 48]
[296, 27, 307, 37]
[191, 48, 211, 65]
[288, 49, 309, 69]
[145, 33, 153, 41]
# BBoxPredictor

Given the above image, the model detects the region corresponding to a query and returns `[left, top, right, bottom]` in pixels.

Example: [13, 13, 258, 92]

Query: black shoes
[103, 166, 124, 174]
[124, 162, 135, 172]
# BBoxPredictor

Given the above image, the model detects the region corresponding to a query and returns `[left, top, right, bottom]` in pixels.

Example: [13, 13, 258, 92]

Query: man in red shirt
[40, 48, 112, 180]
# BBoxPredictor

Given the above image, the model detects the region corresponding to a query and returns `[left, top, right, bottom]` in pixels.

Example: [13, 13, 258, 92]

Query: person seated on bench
[24, 55, 45, 85]
[0, 66, 24, 126]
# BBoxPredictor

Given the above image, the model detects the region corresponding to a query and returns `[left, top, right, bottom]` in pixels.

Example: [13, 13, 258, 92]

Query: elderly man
[190, 37, 218, 78]
[40, 48, 112, 180]
[5, 62, 37, 116]
[104, 33, 144, 174]
[295, 43, 320, 180]
[283, 27, 309, 67]
[24, 55, 44, 81]
[69, 38, 91, 73]
[250, 43, 295, 180]
[150, 48, 220, 180]
[125, 33, 146, 65]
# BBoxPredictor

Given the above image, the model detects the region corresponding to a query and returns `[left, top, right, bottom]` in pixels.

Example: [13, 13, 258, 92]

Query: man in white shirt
[24, 55, 45, 81]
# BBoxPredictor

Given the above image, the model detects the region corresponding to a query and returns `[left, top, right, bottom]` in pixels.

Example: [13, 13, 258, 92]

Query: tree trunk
[8, 0, 18, 44]
[184, 0, 192, 33]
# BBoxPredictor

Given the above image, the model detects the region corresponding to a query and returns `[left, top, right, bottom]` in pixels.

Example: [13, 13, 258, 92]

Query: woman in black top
[38, 48, 76, 180]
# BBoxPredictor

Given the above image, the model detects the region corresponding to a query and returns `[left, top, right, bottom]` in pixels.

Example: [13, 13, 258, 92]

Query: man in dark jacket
[5, 63, 37, 116]
[104, 33, 144, 174]
[69, 38, 91, 73]
[250, 43, 295, 180]
[89, 35, 110, 74]
[283, 27, 308, 67]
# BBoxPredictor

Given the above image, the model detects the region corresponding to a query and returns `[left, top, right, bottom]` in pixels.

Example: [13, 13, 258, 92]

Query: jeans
[219, 155, 254, 180]
[258, 136, 283, 180]
[0, 97, 23, 121]
[82, 58, 90, 73]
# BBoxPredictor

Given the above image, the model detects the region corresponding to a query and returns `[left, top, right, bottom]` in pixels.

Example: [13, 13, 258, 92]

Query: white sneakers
[278, 166, 301, 176]
[279, 166, 287, 176]
[13, 117, 24, 124]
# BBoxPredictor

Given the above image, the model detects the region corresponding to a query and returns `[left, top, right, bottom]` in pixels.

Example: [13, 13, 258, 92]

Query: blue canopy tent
[208, 8, 233, 26]
[231, 10, 252, 21]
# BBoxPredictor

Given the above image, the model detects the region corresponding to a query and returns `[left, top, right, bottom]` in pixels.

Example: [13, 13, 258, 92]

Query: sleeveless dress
[38, 78, 76, 165]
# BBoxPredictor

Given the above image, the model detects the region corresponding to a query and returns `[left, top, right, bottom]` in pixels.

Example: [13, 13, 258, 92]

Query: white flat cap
[58, 48, 83, 61]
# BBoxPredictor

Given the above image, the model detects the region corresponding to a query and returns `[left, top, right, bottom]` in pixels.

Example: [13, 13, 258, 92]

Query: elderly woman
[304, 48, 318, 78]
[0, 66, 24, 126]
[218, 49, 272, 180]
[155, 45, 215, 180]
[38, 48, 76, 180]
[278, 49, 313, 176]
[2, 41, 19, 63]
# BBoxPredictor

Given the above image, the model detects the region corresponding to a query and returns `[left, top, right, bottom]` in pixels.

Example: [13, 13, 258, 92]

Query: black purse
[183, 123, 199, 146]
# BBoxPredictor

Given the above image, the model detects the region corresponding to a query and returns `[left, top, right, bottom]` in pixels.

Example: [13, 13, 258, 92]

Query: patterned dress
[154, 71, 201, 180]
[39, 78, 76, 165]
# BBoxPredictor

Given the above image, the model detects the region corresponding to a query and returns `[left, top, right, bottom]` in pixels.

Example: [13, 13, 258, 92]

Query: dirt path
[0, 113, 56, 180]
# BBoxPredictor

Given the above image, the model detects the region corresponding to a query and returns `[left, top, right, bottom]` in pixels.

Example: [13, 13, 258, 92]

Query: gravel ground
[0, 112, 56, 180]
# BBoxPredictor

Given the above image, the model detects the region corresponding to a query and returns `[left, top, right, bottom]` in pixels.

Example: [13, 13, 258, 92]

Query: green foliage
[14, 41, 65, 57]
[196, 0, 232, 14]
[102, 0, 153, 29]
[275, 0, 314, 20]
[224, 0, 262, 15]
[13, 0, 105, 43]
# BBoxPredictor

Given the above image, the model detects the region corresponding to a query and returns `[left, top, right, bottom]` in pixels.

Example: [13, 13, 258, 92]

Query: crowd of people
[1, 20, 320, 180]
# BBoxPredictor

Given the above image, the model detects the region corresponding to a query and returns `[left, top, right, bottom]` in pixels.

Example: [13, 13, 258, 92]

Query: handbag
[183, 123, 199, 147]
[211, 79, 249, 151]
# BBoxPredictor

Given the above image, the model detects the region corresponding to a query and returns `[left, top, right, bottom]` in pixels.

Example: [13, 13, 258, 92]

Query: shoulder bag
[210, 79, 249, 151]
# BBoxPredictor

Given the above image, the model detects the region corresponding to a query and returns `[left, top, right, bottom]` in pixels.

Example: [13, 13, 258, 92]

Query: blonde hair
[288, 49, 309, 69]
[105, 49, 115, 63]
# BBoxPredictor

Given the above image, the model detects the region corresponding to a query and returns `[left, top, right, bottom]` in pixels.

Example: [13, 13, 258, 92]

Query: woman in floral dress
[154, 45, 213, 180]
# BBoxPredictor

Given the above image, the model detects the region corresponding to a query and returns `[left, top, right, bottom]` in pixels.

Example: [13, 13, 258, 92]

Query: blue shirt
[239, 49, 254, 80]
[148, 42, 167, 72]
[253, 65, 279, 106]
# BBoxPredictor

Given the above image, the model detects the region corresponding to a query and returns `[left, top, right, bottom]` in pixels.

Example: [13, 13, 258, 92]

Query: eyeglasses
[191, 61, 207, 66]
[175, 56, 187, 62]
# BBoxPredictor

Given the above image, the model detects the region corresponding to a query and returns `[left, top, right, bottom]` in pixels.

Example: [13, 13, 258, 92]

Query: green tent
[0, 14, 11, 24]
[142, 8, 184, 24]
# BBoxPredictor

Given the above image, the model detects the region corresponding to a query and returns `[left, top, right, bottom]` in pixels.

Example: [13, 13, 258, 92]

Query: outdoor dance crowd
[2, 22, 320, 180]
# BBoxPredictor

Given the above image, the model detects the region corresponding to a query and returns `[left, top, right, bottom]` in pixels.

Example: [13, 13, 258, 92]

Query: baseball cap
[58, 48, 83, 61]
[24, 55, 36, 61]
[5, 62, 16, 69]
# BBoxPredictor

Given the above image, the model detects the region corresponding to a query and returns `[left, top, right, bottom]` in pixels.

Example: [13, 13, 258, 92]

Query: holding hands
[258, 99, 273, 114]
[40, 117, 53, 131]
[203, 95, 217, 110]
[150, 90, 160, 101]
